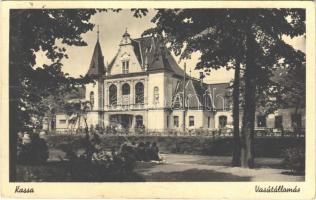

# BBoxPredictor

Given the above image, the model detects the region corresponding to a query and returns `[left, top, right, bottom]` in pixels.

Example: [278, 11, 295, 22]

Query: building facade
[54, 31, 305, 133]
[83, 31, 215, 132]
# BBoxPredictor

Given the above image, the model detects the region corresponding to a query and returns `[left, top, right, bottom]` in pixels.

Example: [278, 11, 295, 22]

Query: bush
[56, 133, 140, 181]
[18, 134, 49, 165]
[282, 147, 305, 174]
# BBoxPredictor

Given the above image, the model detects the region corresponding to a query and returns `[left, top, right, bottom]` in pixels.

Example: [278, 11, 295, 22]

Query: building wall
[185, 110, 206, 130]
[212, 108, 306, 130]
[104, 75, 147, 109]
[214, 110, 233, 129]
[55, 114, 69, 130]
[147, 109, 166, 130]
[86, 112, 99, 127]
[85, 82, 100, 110]
[148, 72, 166, 108]
[165, 110, 214, 130]
[258, 108, 305, 130]
[202, 111, 215, 129]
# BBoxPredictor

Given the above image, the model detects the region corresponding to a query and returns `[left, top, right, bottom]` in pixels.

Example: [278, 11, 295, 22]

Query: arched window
[219, 115, 227, 128]
[109, 84, 117, 106]
[153, 86, 159, 104]
[135, 82, 144, 104]
[122, 83, 130, 95]
[90, 91, 94, 107]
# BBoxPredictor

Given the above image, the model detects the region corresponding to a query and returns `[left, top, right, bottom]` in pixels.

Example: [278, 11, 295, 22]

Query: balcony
[106, 103, 147, 111]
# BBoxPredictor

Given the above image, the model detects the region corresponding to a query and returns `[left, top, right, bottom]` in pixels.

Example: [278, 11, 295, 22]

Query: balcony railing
[106, 103, 147, 111]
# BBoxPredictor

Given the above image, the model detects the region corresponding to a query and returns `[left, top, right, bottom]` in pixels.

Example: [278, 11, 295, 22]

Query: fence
[52, 127, 305, 138]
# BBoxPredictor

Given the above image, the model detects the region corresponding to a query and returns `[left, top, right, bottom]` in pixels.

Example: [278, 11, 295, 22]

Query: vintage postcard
[0, 0, 315, 199]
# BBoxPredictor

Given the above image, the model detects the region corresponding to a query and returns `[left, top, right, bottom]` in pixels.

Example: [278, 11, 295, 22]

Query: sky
[35, 9, 306, 84]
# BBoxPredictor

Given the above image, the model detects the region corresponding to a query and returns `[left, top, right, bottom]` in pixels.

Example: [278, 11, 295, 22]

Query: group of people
[17, 130, 49, 164]
[119, 141, 162, 162]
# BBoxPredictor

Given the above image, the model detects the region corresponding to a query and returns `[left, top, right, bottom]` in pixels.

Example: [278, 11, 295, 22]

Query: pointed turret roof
[86, 40, 105, 78]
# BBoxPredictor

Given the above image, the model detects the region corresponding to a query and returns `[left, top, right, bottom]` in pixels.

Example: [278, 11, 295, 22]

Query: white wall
[55, 114, 69, 130]
[147, 110, 166, 130]
[86, 112, 99, 127]
[214, 111, 233, 129]
[85, 82, 99, 111]
[166, 110, 214, 130]
[109, 45, 143, 75]
[148, 73, 165, 108]
[104, 76, 147, 109]
[185, 110, 205, 130]
[263, 108, 305, 129]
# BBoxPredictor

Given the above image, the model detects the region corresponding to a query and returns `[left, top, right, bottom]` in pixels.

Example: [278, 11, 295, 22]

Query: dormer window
[122, 60, 129, 74]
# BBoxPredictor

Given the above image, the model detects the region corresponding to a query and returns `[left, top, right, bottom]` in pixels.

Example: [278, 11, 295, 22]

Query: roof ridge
[132, 35, 154, 41]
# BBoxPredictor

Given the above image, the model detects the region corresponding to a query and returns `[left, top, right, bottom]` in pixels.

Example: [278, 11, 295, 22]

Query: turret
[86, 26, 105, 78]
[120, 29, 132, 46]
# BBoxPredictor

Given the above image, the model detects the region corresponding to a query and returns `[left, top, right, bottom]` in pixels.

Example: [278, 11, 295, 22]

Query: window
[174, 116, 179, 127]
[257, 115, 266, 127]
[208, 116, 211, 128]
[167, 115, 169, 128]
[154, 87, 159, 104]
[135, 82, 144, 104]
[59, 119, 66, 124]
[122, 83, 130, 95]
[90, 91, 94, 107]
[122, 60, 129, 74]
[109, 84, 117, 106]
[189, 116, 194, 127]
[219, 115, 227, 128]
[275, 116, 283, 129]
[135, 115, 143, 127]
[291, 114, 302, 128]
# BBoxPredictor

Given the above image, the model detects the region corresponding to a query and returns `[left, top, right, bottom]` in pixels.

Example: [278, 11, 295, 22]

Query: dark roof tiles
[86, 40, 105, 77]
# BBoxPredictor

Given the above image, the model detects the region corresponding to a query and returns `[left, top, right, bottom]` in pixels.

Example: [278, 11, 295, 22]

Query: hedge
[46, 134, 305, 158]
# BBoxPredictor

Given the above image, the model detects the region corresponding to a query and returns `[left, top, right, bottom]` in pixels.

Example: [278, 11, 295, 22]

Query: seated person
[150, 142, 161, 161]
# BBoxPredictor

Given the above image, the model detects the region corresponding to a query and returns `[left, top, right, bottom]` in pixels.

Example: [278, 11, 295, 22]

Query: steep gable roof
[133, 36, 185, 76]
[86, 40, 105, 78]
[107, 35, 186, 77]
[207, 83, 231, 110]
[172, 78, 212, 110]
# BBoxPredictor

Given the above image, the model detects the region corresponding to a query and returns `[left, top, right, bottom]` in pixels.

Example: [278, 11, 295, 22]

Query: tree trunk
[240, 30, 257, 168]
[294, 100, 301, 138]
[232, 60, 241, 166]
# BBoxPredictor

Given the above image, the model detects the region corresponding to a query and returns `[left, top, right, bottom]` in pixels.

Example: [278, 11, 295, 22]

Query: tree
[273, 49, 306, 137]
[9, 9, 101, 180]
[143, 9, 247, 166]
[143, 9, 305, 168]
[10, 9, 149, 180]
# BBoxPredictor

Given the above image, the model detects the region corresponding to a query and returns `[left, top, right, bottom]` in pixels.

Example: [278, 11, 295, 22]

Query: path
[134, 154, 304, 182]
